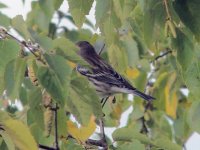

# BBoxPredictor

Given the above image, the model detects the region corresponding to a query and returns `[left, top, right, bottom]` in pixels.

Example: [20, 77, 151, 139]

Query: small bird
[76, 41, 155, 106]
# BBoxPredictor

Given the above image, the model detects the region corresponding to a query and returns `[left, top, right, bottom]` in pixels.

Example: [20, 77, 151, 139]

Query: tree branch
[0, 27, 46, 65]
[151, 48, 172, 63]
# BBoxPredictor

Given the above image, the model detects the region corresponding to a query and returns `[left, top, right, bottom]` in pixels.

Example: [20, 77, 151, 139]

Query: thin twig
[99, 118, 107, 149]
[99, 119, 106, 141]
[101, 97, 109, 108]
[152, 49, 172, 63]
[52, 103, 59, 150]
[85, 138, 107, 148]
[38, 144, 57, 150]
[98, 43, 105, 55]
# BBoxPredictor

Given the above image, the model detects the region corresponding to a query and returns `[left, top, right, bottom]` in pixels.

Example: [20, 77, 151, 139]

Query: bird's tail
[132, 90, 155, 101]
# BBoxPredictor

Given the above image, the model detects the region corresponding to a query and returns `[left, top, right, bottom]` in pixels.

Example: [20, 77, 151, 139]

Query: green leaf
[0, 13, 10, 27]
[39, 0, 54, 20]
[44, 54, 72, 85]
[53, 37, 85, 64]
[57, 108, 68, 137]
[0, 39, 20, 72]
[112, 127, 153, 144]
[174, 0, 200, 41]
[27, 1, 51, 32]
[0, 110, 11, 121]
[0, 132, 15, 150]
[154, 137, 182, 150]
[117, 140, 145, 150]
[172, 29, 194, 71]
[68, 0, 94, 28]
[0, 39, 20, 94]
[67, 77, 103, 125]
[183, 61, 200, 99]
[187, 101, 200, 133]
[4, 58, 27, 99]
[121, 36, 139, 67]
[103, 19, 117, 45]
[143, 0, 165, 46]
[11, 15, 31, 39]
[61, 138, 83, 150]
[37, 66, 65, 105]
[32, 34, 53, 51]
[28, 87, 42, 109]
[27, 106, 44, 130]
[173, 107, 190, 143]
[3, 119, 38, 150]
[19, 86, 28, 105]
[0, 2, 7, 8]
[112, 127, 181, 150]
[53, 37, 78, 53]
[95, 0, 111, 26]
[53, 0, 64, 10]
[29, 123, 42, 143]
[128, 18, 148, 56]
[112, 0, 123, 21]
[107, 44, 128, 72]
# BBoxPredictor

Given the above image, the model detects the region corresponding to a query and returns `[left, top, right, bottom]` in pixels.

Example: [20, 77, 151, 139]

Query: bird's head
[76, 41, 97, 57]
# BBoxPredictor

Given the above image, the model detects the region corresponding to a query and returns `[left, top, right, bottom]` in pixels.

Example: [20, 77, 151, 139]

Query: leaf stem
[163, 0, 171, 20]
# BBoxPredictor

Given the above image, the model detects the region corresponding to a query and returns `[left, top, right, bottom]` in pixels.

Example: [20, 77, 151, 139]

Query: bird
[76, 41, 155, 106]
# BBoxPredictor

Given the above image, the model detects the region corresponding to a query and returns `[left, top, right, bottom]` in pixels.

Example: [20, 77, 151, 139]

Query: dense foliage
[0, 0, 200, 149]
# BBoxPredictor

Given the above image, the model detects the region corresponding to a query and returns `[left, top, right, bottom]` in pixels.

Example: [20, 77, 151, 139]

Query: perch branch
[67, 134, 108, 149]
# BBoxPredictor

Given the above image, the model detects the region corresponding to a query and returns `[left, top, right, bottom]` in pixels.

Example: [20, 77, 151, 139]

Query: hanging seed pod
[28, 66, 39, 86]
[44, 107, 54, 137]
[166, 20, 177, 38]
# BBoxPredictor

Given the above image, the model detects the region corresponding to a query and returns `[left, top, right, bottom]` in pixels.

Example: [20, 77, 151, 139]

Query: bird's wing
[90, 67, 136, 90]
[76, 65, 92, 76]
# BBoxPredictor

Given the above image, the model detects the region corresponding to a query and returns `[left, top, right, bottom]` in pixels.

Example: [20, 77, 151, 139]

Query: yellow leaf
[111, 104, 122, 120]
[165, 91, 178, 119]
[126, 67, 140, 79]
[67, 61, 76, 68]
[67, 115, 96, 143]
[4, 119, 38, 150]
[164, 73, 178, 119]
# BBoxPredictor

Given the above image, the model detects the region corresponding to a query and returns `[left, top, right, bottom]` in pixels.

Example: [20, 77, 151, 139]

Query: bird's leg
[101, 97, 109, 108]
[101, 98, 105, 104]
